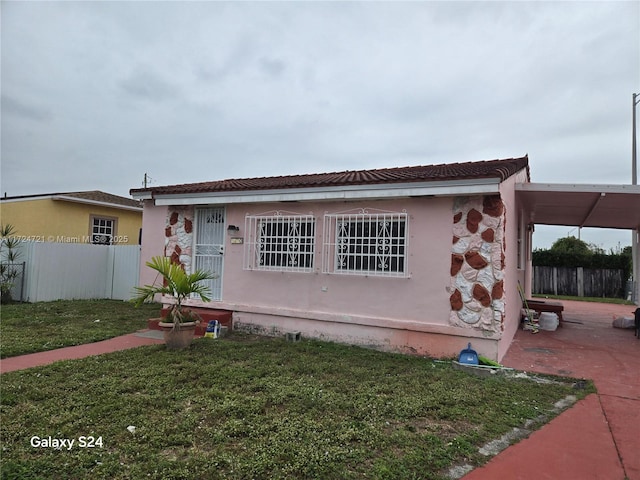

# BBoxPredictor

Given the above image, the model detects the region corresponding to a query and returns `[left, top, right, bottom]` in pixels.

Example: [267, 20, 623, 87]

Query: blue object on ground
[458, 343, 479, 365]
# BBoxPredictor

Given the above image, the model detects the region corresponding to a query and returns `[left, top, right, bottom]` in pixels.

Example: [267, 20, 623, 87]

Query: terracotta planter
[158, 321, 197, 349]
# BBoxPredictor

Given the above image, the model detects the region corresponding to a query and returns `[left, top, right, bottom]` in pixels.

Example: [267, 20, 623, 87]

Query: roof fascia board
[152, 179, 501, 206]
[52, 195, 142, 212]
[516, 183, 640, 194]
[132, 192, 153, 201]
[0, 195, 58, 203]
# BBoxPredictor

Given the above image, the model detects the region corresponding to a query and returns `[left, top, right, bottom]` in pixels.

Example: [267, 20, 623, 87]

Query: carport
[516, 182, 640, 304]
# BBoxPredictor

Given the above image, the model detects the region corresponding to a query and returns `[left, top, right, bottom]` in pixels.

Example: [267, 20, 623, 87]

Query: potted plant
[132, 256, 216, 349]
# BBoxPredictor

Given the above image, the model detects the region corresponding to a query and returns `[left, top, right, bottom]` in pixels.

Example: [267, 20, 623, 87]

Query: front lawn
[0, 335, 593, 480]
[0, 300, 160, 358]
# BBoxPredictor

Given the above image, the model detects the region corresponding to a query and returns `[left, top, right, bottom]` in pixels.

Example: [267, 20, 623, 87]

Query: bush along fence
[532, 250, 631, 299]
[2, 262, 26, 303]
[0, 225, 23, 303]
[2, 241, 140, 302]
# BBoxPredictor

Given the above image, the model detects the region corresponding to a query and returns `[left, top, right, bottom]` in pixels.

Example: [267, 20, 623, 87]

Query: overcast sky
[2, 1, 638, 250]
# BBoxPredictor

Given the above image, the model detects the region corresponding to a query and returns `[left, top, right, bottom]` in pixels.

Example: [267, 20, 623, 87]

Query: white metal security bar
[323, 208, 409, 277]
[244, 212, 316, 273]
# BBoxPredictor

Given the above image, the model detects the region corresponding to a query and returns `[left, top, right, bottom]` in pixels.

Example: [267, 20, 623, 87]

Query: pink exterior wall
[223, 198, 453, 324]
[497, 168, 530, 360]
[138, 200, 167, 289]
[219, 197, 505, 358]
[138, 175, 529, 360]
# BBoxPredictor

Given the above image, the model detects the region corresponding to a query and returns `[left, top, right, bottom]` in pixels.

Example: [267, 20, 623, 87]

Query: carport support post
[633, 93, 638, 186]
[632, 224, 639, 304]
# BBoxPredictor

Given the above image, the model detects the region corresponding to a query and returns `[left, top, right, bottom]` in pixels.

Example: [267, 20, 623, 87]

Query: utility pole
[632, 93, 639, 304]
[142, 173, 153, 188]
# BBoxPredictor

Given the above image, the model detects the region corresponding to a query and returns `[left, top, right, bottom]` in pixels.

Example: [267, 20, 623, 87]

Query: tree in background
[549, 236, 593, 255]
[620, 246, 633, 277]
[546, 237, 632, 277]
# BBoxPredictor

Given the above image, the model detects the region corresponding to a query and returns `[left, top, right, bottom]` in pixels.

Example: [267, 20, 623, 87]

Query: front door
[194, 207, 225, 301]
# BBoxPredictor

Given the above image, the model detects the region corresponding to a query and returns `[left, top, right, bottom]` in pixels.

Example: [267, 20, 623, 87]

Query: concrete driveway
[465, 299, 639, 480]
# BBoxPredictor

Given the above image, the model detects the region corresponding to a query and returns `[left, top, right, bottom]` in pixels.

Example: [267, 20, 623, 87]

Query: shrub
[0, 224, 22, 304]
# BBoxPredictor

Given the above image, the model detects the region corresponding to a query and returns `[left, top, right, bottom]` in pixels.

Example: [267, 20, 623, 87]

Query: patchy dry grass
[0, 300, 160, 358]
[1, 334, 593, 479]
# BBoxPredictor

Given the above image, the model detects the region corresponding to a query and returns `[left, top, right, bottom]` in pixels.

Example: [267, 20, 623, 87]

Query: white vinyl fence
[10, 242, 140, 302]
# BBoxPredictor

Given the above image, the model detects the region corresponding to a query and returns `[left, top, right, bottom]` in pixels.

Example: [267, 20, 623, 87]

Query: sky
[1, 1, 639, 251]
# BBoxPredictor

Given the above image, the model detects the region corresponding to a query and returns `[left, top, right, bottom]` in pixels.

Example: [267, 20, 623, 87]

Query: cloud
[119, 67, 179, 102]
[259, 57, 286, 78]
[1, 95, 52, 122]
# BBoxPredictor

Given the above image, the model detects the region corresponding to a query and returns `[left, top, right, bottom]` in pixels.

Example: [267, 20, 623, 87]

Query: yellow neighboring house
[0, 191, 142, 245]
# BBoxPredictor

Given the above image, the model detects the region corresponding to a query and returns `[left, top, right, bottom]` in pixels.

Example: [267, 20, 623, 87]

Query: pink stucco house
[130, 156, 534, 361]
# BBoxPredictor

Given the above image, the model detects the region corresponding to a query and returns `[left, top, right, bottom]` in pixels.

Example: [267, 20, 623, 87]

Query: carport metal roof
[516, 183, 640, 229]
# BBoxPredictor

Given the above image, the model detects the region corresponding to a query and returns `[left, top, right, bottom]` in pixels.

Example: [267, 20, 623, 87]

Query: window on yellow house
[90, 216, 116, 245]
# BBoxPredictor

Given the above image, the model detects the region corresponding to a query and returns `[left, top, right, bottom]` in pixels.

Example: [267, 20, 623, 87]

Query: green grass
[0, 335, 593, 480]
[0, 300, 160, 358]
[532, 294, 634, 305]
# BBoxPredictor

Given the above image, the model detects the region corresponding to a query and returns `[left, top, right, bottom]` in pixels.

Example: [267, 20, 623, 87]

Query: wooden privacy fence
[10, 242, 140, 302]
[533, 266, 625, 298]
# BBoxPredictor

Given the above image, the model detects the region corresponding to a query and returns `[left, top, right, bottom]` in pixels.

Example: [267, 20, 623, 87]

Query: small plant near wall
[131, 256, 216, 348]
[0, 224, 22, 304]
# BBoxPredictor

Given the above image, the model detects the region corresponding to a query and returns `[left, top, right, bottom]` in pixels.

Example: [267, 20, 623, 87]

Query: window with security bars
[244, 214, 316, 272]
[323, 210, 408, 277]
[91, 217, 115, 245]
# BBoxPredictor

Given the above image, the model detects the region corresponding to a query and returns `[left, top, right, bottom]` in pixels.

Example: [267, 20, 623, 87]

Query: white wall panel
[18, 243, 140, 302]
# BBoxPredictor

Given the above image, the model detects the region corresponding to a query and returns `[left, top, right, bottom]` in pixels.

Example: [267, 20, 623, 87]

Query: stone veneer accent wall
[165, 206, 194, 271]
[449, 195, 506, 333]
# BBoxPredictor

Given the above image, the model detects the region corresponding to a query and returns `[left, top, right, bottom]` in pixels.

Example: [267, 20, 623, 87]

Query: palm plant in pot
[132, 256, 216, 349]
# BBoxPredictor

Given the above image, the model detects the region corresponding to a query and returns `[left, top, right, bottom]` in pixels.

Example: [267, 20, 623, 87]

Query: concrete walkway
[464, 300, 639, 480]
[0, 330, 164, 374]
[1, 301, 638, 480]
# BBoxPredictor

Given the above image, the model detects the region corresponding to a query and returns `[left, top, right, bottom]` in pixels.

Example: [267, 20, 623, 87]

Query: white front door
[194, 207, 225, 301]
